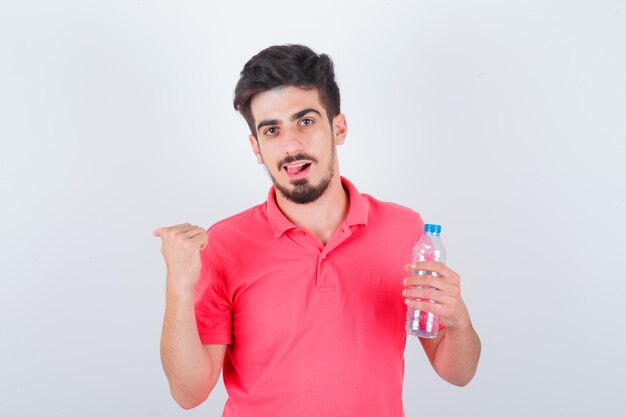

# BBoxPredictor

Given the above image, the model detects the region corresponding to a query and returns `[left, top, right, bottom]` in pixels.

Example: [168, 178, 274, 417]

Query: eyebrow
[256, 108, 322, 131]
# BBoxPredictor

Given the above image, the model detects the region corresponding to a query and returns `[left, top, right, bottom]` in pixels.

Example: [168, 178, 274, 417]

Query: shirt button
[298, 230, 306, 236]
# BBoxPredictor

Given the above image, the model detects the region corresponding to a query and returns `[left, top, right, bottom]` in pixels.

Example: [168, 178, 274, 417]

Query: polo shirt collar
[266, 176, 369, 238]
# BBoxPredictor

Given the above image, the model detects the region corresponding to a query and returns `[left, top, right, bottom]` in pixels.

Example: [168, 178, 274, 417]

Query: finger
[172, 223, 195, 235]
[181, 227, 206, 240]
[403, 275, 448, 291]
[163, 223, 197, 238]
[407, 277, 461, 302]
[410, 261, 449, 277]
[406, 281, 459, 304]
[171, 223, 192, 228]
[404, 285, 456, 302]
[405, 298, 445, 314]
[191, 232, 209, 250]
[168, 227, 208, 251]
[403, 286, 443, 302]
[410, 264, 461, 287]
[153, 223, 192, 237]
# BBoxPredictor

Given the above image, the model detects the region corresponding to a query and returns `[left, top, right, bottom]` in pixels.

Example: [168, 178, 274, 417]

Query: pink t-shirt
[195, 177, 424, 417]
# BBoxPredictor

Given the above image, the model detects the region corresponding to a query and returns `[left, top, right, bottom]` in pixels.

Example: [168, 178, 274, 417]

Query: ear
[333, 113, 348, 145]
[248, 134, 264, 164]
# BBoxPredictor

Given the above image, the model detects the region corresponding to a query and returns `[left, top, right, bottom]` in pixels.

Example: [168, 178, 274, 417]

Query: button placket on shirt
[316, 224, 353, 291]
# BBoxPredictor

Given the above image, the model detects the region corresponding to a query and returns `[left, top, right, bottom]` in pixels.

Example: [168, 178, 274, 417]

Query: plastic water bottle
[406, 223, 447, 338]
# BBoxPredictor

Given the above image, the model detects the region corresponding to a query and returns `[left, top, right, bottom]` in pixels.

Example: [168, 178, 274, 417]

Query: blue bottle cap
[424, 224, 442, 234]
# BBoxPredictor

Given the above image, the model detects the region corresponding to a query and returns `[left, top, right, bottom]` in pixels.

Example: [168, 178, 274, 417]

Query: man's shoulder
[357, 192, 423, 242]
[361, 193, 422, 221]
[206, 201, 268, 237]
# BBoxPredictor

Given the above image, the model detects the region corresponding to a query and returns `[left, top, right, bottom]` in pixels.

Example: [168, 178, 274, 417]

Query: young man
[154, 45, 480, 417]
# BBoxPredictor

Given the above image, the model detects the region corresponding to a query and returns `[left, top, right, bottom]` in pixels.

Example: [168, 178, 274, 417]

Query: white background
[1, 1, 625, 416]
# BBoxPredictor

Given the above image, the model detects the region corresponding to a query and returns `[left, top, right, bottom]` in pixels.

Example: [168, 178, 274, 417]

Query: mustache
[277, 153, 318, 170]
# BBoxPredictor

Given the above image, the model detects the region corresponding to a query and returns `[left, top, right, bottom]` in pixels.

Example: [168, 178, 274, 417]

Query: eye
[299, 118, 314, 126]
[264, 127, 278, 136]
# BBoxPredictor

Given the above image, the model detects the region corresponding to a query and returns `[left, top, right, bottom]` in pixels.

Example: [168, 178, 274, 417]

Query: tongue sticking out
[286, 163, 309, 175]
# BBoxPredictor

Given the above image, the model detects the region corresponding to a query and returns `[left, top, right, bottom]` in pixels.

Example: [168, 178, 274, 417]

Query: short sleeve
[194, 235, 233, 345]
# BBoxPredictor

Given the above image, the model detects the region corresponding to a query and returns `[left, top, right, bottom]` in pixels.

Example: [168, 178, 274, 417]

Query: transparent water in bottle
[406, 224, 446, 338]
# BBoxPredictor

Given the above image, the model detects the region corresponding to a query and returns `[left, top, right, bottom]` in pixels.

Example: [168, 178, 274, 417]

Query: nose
[283, 126, 304, 155]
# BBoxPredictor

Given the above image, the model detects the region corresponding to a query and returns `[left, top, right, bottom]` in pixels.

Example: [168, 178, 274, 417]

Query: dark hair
[233, 44, 341, 137]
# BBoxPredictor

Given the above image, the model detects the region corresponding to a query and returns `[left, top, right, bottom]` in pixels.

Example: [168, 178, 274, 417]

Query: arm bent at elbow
[154, 224, 227, 408]
[424, 325, 481, 387]
[404, 262, 481, 386]
[160, 286, 227, 409]
[162, 340, 227, 409]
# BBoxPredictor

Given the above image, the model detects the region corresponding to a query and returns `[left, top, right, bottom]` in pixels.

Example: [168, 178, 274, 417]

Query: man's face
[248, 86, 347, 204]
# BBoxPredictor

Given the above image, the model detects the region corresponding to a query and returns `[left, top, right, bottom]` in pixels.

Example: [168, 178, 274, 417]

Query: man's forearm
[432, 322, 481, 386]
[161, 284, 216, 409]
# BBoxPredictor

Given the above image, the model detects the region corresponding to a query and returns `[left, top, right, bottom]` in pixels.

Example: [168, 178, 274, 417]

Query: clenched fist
[153, 223, 208, 290]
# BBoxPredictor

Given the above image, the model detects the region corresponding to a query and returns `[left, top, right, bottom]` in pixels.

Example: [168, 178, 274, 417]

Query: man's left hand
[402, 262, 471, 330]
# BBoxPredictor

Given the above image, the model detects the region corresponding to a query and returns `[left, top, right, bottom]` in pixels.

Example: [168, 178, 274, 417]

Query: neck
[275, 175, 349, 245]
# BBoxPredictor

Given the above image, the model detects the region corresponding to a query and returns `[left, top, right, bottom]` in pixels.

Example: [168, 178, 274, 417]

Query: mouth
[283, 161, 312, 179]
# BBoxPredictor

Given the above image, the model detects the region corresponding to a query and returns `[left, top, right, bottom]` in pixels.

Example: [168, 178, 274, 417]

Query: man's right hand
[154, 223, 224, 409]
[153, 223, 208, 289]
